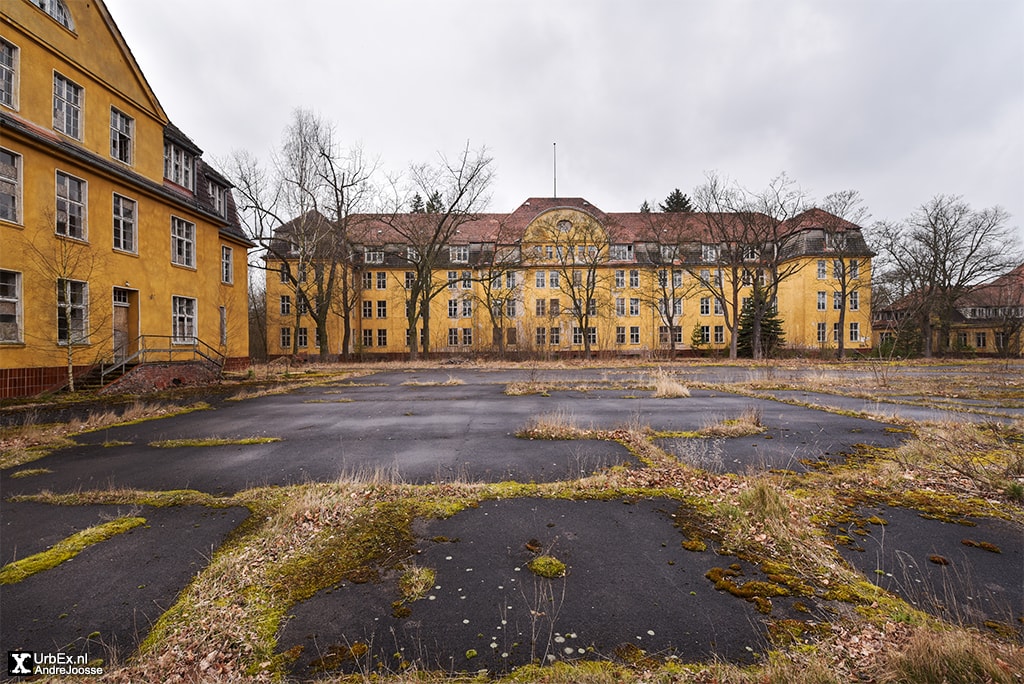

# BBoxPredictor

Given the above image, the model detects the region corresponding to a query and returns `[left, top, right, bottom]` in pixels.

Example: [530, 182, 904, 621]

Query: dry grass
[517, 409, 594, 440]
[400, 375, 464, 387]
[651, 369, 691, 398]
[699, 406, 765, 437]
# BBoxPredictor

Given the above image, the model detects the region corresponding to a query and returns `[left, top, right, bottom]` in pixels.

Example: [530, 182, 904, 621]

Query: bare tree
[875, 195, 1020, 357]
[634, 213, 699, 355]
[475, 223, 523, 356]
[382, 143, 494, 360]
[808, 190, 872, 359]
[230, 109, 376, 361]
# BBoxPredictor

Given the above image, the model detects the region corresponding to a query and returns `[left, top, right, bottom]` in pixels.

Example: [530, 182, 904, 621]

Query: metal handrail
[100, 335, 225, 384]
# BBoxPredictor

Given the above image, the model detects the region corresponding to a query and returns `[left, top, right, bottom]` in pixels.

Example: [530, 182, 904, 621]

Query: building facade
[1, 0, 251, 397]
[265, 198, 873, 359]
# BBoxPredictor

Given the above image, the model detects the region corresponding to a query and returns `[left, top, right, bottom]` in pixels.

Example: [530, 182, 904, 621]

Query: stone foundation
[100, 362, 221, 395]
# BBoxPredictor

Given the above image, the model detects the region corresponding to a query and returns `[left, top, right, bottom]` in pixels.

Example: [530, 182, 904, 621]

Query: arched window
[33, 0, 75, 30]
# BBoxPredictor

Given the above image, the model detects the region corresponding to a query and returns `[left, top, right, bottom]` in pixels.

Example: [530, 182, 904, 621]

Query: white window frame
[221, 245, 234, 284]
[630, 326, 640, 345]
[450, 245, 469, 263]
[112, 193, 136, 253]
[163, 143, 194, 191]
[53, 72, 82, 139]
[365, 249, 384, 265]
[817, 291, 827, 311]
[280, 295, 291, 315]
[281, 327, 292, 348]
[0, 38, 18, 110]
[172, 296, 196, 344]
[0, 147, 21, 224]
[171, 217, 195, 267]
[110, 107, 133, 164]
[55, 170, 87, 239]
[35, 0, 75, 29]
[849, 290, 859, 311]
[629, 298, 640, 316]
[57, 278, 89, 344]
[849, 322, 860, 343]
[701, 243, 719, 263]
[817, 260, 827, 279]
[817, 322, 827, 344]
[0, 269, 22, 343]
[629, 269, 640, 288]
[208, 181, 226, 217]
[296, 327, 308, 348]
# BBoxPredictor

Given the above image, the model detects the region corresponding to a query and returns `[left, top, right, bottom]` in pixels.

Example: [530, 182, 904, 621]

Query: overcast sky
[104, 0, 1023, 235]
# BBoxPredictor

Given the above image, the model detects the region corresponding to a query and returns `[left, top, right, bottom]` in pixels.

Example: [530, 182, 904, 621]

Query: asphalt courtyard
[1, 367, 1021, 680]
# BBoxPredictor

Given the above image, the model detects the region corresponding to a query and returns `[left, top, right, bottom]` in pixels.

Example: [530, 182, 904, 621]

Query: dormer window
[365, 249, 384, 264]
[825, 232, 847, 250]
[208, 180, 226, 217]
[701, 244, 719, 263]
[450, 245, 469, 263]
[164, 143, 194, 191]
[34, 0, 75, 30]
[609, 244, 633, 261]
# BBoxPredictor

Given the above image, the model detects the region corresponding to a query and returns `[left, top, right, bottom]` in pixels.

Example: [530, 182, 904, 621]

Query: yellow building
[1, 0, 250, 397]
[265, 198, 872, 359]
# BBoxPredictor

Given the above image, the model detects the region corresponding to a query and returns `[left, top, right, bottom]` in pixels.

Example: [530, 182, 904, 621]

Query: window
[448, 328, 459, 346]
[536, 299, 546, 316]
[449, 299, 459, 318]
[221, 246, 233, 283]
[833, 322, 841, 342]
[53, 73, 82, 139]
[714, 298, 723, 315]
[587, 299, 597, 316]
[573, 270, 582, 286]
[405, 271, 415, 289]
[170, 217, 195, 267]
[849, 290, 859, 311]
[549, 327, 560, 345]
[956, 331, 968, 348]
[700, 268, 711, 286]
[609, 244, 633, 260]
[296, 327, 308, 348]
[817, 291, 827, 311]
[462, 328, 471, 346]
[281, 327, 292, 348]
[171, 295, 195, 344]
[550, 298, 560, 315]
[850, 260, 860, 279]
[377, 272, 387, 290]
[110, 108, 133, 164]
[616, 326, 626, 344]
[506, 271, 517, 289]
[817, 260, 827, 280]
[0, 270, 21, 342]
[362, 271, 373, 289]
[461, 271, 471, 289]
[506, 299, 517, 317]
[995, 332, 1007, 351]
[573, 327, 583, 345]
[700, 297, 710, 316]
[376, 300, 387, 319]
[209, 181, 226, 217]
[629, 298, 640, 316]
[975, 332, 987, 348]
[111, 194, 136, 252]
[362, 300, 373, 319]
[833, 259, 844, 280]
[714, 325, 724, 344]
[629, 270, 639, 288]
[507, 328, 518, 345]
[849, 322, 861, 343]
[295, 297, 307, 315]
[448, 271, 458, 289]
[450, 245, 469, 263]
[34, 0, 75, 29]
[672, 270, 683, 287]
[713, 269, 723, 288]
[660, 326, 682, 345]
[615, 270, 625, 288]
[378, 329, 388, 347]
[0, 39, 17, 109]
[280, 262, 290, 283]
[630, 326, 640, 344]
[280, 295, 291, 315]
[700, 325, 710, 344]
[660, 245, 678, 262]
[362, 329, 373, 347]
[743, 245, 759, 261]
[702, 244, 719, 262]
[616, 298, 626, 317]
[825, 232, 847, 250]
[164, 143, 194, 190]
[549, 271, 560, 288]
[833, 291, 843, 310]
[462, 299, 472, 317]
[365, 249, 384, 264]
[55, 171, 86, 239]
[817, 322, 827, 344]
[535, 270, 546, 288]
[0, 148, 21, 223]
[407, 246, 419, 261]
[536, 326, 546, 346]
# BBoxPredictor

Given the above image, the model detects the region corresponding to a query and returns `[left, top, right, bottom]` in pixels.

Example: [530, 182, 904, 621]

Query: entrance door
[113, 288, 130, 363]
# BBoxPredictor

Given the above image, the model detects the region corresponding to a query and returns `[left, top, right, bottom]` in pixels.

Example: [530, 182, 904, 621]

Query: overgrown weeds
[651, 369, 690, 398]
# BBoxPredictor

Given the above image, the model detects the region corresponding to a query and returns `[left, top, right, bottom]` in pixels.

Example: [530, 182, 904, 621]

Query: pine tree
[639, 200, 651, 213]
[425, 190, 444, 213]
[736, 293, 785, 358]
[409, 192, 425, 213]
[659, 188, 693, 213]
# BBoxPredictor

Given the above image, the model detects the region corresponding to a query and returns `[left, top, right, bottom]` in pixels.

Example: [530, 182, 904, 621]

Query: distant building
[265, 198, 874, 358]
[1, 0, 251, 397]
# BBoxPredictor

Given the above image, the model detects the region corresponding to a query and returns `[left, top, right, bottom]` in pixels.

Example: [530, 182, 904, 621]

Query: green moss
[0, 517, 146, 584]
[681, 539, 707, 552]
[148, 437, 281, 448]
[309, 641, 369, 672]
[528, 555, 567, 578]
[397, 565, 435, 602]
[9, 468, 52, 478]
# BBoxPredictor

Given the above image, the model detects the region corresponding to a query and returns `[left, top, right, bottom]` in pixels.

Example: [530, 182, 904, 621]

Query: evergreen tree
[639, 200, 652, 213]
[425, 190, 445, 213]
[409, 192, 425, 213]
[736, 293, 785, 357]
[659, 188, 693, 213]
